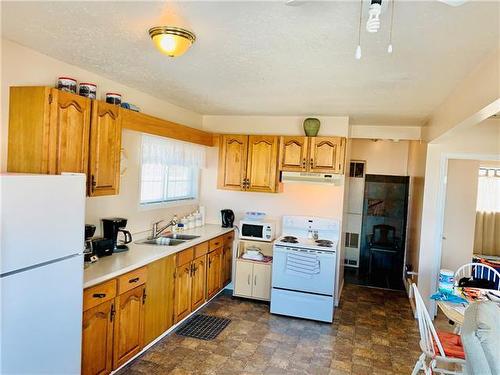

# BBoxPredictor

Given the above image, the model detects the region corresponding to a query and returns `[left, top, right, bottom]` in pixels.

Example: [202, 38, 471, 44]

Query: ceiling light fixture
[355, 0, 363, 60]
[366, 0, 382, 33]
[149, 26, 196, 57]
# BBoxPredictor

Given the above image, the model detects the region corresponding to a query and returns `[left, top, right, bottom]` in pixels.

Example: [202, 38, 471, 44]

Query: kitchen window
[140, 135, 205, 206]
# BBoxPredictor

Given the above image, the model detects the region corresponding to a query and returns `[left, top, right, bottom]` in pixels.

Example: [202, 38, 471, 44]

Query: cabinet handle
[209, 258, 212, 268]
[254, 275, 257, 286]
[310, 158, 314, 168]
[302, 158, 306, 169]
[142, 288, 147, 305]
[247, 274, 251, 285]
[91, 175, 96, 192]
[129, 277, 139, 283]
[93, 293, 106, 298]
[110, 303, 115, 322]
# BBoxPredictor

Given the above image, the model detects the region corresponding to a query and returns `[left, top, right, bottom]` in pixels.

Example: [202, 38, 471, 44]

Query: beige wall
[405, 140, 428, 276]
[350, 139, 410, 176]
[1, 39, 204, 236]
[418, 119, 500, 311]
[441, 159, 480, 272]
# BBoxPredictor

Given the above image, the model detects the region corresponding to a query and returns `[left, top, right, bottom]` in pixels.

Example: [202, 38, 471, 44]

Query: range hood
[281, 171, 344, 186]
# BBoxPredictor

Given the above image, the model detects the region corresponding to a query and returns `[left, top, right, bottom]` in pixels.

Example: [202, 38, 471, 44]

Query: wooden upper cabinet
[7, 86, 91, 175]
[113, 285, 145, 369]
[217, 134, 248, 190]
[279, 136, 309, 172]
[309, 136, 344, 173]
[246, 135, 279, 193]
[52, 90, 91, 174]
[82, 300, 114, 375]
[88, 101, 122, 196]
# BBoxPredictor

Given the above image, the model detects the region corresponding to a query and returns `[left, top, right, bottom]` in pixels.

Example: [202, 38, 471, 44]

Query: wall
[405, 140, 428, 276]
[440, 159, 480, 272]
[1, 39, 204, 236]
[350, 139, 410, 176]
[417, 119, 500, 312]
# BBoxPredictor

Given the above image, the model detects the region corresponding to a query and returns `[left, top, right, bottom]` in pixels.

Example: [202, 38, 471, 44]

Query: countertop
[83, 224, 235, 289]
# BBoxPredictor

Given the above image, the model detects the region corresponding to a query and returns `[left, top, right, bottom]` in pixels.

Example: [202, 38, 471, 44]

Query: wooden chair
[412, 284, 466, 375]
[454, 263, 500, 291]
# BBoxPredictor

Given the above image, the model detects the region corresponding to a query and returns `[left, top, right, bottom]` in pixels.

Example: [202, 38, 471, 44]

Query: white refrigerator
[1, 173, 86, 374]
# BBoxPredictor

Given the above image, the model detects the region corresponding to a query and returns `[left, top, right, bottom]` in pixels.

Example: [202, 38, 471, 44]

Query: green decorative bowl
[303, 118, 320, 137]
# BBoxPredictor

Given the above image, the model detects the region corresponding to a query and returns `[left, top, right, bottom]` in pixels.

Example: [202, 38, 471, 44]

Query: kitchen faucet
[150, 216, 178, 239]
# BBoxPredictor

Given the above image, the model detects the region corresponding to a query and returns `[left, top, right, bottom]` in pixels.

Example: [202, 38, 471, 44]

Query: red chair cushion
[433, 331, 466, 359]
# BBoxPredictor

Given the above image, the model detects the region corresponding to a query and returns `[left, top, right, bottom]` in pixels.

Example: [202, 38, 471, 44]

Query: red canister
[105, 92, 122, 105]
[57, 77, 77, 93]
[79, 83, 97, 99]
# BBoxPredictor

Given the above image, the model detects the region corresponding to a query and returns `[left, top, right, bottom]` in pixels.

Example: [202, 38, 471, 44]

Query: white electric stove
[270, 216, 339, 323]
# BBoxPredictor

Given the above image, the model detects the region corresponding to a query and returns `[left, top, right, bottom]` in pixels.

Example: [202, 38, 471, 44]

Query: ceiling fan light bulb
[366, 3, 382, 33]
[355, 45, 362, 60]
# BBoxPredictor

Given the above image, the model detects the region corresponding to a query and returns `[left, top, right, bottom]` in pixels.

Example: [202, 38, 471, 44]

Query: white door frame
[429, 152, 500, 316]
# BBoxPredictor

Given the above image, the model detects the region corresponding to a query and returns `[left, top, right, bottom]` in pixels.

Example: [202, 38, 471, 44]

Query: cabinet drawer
[118, 267, 147, 295]
[193, 242, 209, 258]
[223, 231, 234, 243]
[83, 279, 117, 311]
[209, 236, 224, 251]
[176, 247, 194, 267]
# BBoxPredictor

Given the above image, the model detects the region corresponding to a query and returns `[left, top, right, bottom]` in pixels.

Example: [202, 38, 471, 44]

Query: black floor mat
[175, 314, 231, 340]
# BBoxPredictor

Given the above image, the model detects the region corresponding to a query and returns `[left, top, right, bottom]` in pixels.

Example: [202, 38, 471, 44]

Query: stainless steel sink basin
[135, 238, 186, 246]
[162, 234, 200, 240]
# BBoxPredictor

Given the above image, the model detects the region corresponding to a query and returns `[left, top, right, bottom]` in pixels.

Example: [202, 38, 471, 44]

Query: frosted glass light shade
[149, 26, 196, 57]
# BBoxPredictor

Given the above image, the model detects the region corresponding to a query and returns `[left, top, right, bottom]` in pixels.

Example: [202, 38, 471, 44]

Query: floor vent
[175, 314, 231, 340]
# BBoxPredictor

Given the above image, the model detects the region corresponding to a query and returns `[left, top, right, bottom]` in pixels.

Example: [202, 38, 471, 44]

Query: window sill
[139, 199, 199, 212]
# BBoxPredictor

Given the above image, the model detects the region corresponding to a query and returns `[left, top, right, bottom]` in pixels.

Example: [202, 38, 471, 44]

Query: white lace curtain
[141, 135, 206, 168]
[474, 168, 500, 256]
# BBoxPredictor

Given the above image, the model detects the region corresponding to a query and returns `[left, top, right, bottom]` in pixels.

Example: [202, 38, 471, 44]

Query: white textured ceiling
[1, 1, 498, 125]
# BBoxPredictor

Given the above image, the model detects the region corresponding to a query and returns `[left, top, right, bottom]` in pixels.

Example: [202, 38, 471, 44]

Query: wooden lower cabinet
[113, 285, 146, 369]
[222, 244, 233, 287]
[174, 263, 192, 323]
[191, 255, 207, 311]
[144, 256, 175, 345]
[82, 300, 114, 375]
[206, 247, 222, 299]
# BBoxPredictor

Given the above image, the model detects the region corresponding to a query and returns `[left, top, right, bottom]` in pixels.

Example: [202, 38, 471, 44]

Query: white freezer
[1, 173, 86, 274]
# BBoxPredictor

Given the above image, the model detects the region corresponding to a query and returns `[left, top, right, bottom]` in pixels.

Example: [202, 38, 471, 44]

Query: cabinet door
[234, 261, 253, 298]
[88, 102, 122, 196]
[191, 256, 207, 311]
[246, 135, 279, 193]
[309, 137, 343, 173]
[144, 256, 175, 345]
[252, 263, 271, 300]
[206, 248, 222, 299]
[221, 243, 233, 287]
[279, 136, 309, 172]
[52, 89, 91, 174]
[174, 264, 192, 323]
[113, 285, 145, 369]
[217, 135, 248, 190]
[82, 300, 114, 375]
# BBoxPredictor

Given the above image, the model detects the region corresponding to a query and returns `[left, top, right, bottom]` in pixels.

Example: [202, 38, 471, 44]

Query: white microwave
[239, 220, 276, 242]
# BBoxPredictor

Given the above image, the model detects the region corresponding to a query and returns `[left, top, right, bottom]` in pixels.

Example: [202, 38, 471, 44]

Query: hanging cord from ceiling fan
[355, 0, 363, 59]
[388, 0, 395, 53]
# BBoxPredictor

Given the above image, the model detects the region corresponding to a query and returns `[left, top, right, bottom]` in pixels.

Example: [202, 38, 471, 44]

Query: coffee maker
[221, 209, 235, 228]
[102, 217, 133, 253]
[83, 224, 96, 262]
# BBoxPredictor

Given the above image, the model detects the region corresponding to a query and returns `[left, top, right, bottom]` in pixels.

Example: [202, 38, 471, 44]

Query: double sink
[135, 233, 200, 246]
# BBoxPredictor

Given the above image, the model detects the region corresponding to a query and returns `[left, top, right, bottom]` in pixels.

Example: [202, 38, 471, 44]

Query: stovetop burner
[315, 239, 333, 247]
[281, 236, 298, 243]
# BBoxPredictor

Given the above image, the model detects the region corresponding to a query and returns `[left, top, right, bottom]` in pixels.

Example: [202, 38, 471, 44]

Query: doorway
[345, 174, 409, 290]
